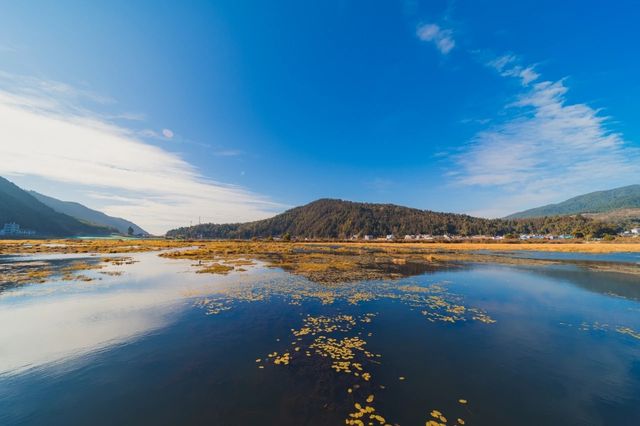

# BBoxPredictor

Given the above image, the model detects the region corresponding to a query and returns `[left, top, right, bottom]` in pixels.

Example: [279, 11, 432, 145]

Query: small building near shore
[0, 222, 36, 236]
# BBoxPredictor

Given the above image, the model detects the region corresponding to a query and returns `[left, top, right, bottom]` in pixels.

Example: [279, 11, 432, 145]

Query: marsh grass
[2, 239, 639, 284]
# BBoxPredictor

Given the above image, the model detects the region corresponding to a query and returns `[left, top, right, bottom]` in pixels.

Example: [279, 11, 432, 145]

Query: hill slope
[167, 198, 619, 239]
[30, 191, 147, 235]
[0, 177, 113, 237]
[507, 185, 640, 219]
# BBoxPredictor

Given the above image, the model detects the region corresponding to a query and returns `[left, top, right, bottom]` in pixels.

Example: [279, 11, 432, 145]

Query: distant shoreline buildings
[0, 222, 36, 236]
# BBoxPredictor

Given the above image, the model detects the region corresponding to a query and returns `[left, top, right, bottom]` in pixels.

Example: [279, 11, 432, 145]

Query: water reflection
[518, 264, 640, 301]
[0, 251, 639, 425]
[0, 253, 276, 376]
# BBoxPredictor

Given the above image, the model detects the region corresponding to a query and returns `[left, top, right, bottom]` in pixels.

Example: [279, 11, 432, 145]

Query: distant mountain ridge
[506, 185, 640, 219]
[0, 177, 113, 237]
[167, 198, 619, 239]
[29, 191, 147, 235]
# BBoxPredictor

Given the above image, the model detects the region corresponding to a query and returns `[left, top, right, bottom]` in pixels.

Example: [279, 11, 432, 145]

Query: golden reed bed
[1, 238, 640, 255]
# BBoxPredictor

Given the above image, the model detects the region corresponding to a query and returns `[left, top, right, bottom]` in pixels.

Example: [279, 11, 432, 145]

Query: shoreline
[1, 239, 640, 254]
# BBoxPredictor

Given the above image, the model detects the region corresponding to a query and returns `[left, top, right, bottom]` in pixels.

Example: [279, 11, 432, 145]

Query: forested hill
[507, 185, 640, 218]
[0, 176, 114, 237]
[166, 199, 619, 239]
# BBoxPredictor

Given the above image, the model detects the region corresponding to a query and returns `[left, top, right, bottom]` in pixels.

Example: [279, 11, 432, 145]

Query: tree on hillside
[127, 226, 134, 236]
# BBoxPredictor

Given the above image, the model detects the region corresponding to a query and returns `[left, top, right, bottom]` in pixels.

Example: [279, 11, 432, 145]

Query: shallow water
[1, 251, 639, 425]
[477, 249, 640, 264]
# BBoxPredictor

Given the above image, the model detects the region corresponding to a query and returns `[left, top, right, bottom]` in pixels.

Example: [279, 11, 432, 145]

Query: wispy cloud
[416, 23, 455, 54]
[139, 128, 176, 141]
[0, 73, 282, 233]
[0, 71, 115, 108]
[452, 58, 640, 217]
[161, 128, 174, 139]
[213, 149, 243, 157]
[486, 54, 539, 85]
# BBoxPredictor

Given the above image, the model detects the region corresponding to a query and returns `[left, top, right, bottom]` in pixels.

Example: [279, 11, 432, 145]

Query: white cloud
[487, 54, 539, 86]
[453, 63, 640, 217]
[161, 128, 174, 139]
[0, 74, 283, 234]
[416, 23, 455, 54]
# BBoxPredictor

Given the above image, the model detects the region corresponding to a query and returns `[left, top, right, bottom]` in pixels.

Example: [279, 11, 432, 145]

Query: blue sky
[1, 0, 639, 233]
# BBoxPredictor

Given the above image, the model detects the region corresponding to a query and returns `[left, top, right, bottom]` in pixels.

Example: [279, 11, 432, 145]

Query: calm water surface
[1, 251, 639, 425]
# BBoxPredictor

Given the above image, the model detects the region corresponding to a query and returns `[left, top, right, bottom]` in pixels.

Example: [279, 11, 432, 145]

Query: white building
[416, 234, 434, 240]
[0, 222, 35, 236]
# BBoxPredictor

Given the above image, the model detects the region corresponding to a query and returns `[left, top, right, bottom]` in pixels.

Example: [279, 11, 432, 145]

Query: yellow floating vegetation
[273, 352, 291, 365]
[310, 335, 373, 369]
[292, 314, 357, 336]
[616, 326, 640, 340]
[194, 298, 233, 315]
[348, 291, 376, 305]
[574, 321, 640, 340]
[426, 405, 469, 426]
[345, 401, 390, 426]
[0, 257, 121, 287]
[195, 263, 234, 275]
[262, 312, 388, 422]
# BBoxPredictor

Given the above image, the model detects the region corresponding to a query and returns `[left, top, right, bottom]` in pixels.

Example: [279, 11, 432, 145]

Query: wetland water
[1, 251, 639, 425]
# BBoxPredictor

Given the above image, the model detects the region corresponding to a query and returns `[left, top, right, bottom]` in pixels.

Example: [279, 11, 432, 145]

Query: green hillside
[0, 177, 114, 237]
[30, 191, 147, 235]
[507, 185, 640, 219]
[167, 198, 620, 239]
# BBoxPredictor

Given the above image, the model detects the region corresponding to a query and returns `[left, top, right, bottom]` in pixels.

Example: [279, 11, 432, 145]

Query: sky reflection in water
[0, 252, 281, 375]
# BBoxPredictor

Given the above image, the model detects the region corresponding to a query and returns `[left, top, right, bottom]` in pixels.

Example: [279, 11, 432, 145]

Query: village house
[0, 222, 36, 236]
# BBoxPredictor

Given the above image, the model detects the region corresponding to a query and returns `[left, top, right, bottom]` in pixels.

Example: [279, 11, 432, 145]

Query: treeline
[166, 199, 622, 240]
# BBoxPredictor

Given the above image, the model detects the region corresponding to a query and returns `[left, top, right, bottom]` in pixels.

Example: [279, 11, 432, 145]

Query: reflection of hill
[513, 263, 640, 301]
